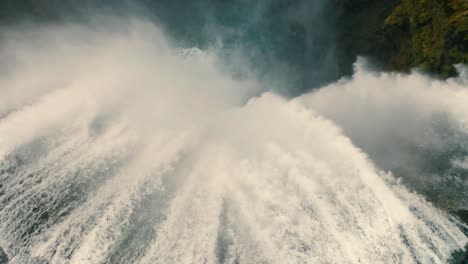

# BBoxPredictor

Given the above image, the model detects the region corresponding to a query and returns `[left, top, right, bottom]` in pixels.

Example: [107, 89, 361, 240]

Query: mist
[301, 59, 468, 211]
[0, 0, 340, 95]
[0, 7, 466, 264]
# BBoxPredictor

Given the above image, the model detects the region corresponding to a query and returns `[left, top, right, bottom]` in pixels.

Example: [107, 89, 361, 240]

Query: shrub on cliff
[384, 0, 468, 77]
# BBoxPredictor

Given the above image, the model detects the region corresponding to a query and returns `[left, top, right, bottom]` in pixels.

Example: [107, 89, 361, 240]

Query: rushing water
[0, 20, 467, 264]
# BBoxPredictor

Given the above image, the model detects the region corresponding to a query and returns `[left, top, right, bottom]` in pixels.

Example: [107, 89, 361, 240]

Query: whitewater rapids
[0, 19, 467, 264]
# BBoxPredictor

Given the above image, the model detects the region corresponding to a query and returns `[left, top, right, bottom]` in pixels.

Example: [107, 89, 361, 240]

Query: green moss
[384, 0, 468, 77]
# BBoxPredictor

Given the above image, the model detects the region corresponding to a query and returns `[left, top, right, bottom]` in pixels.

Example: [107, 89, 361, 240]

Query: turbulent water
[0, 20, 467, 264]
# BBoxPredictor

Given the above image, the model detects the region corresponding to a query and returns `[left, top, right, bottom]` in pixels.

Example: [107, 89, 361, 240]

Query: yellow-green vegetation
[384, 0, 468, 77]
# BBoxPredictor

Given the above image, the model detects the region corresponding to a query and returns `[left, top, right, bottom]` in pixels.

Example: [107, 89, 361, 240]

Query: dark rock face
[332, 0, 402, 75]
[0, 247, 8, 264]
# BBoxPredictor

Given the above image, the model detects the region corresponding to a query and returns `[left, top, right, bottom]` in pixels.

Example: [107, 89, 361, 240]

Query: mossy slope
[383, 0, 468, 77]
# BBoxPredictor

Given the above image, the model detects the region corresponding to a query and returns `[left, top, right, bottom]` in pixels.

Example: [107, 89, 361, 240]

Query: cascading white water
[0, 19, 467, 264]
